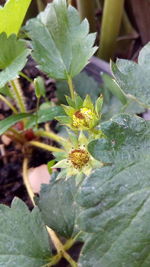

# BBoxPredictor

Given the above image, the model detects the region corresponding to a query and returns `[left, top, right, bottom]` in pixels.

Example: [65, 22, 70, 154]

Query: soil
[0, 58, 56, 207]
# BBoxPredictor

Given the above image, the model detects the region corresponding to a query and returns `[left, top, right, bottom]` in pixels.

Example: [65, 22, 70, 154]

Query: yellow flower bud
[69, 148, 90, 169]
[72, 107, 96, 129]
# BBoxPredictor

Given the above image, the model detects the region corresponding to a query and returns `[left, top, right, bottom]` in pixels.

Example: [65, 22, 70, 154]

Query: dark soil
[0, 58, 56, 207]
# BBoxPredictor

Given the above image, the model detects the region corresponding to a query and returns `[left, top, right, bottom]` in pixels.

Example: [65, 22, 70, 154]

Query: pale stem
[0, 94, 18, 113]
[10, 79, 26, 113]
[47, 228, 78, 267]
[67, 75, 75, 100]
[36, 0, 45, 11]
[36, 130, 66, 144]
[98, 0, 124, 61]
[22, 158, 35, 205]
[28, 140, 65, 153]
[19, 71, 33, 83]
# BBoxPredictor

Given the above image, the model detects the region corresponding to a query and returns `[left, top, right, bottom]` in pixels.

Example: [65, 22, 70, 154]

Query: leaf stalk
[67, 75, 75, 100]
[0, 94, 18, 114]
[35, 130, 66, 144]
[98, 0, 124, 61]
[28, 140, 64, 153]
[10, 79, 26, 113]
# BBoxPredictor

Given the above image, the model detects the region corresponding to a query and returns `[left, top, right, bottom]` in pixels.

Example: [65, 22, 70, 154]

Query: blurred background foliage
[0, 0, 149, 62]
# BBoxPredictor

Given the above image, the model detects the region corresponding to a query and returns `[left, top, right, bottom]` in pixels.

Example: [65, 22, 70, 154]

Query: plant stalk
[19, 72, 33, 83]
[10, 79, 26, 113]
[0, 94, 18, 113]
[36, 0, 45, 12]
[23, 158, 35, 205]
[67, 75, 75, 100]
[28, 141, 64, 153]
[76, 0, 96, 32]
[98, 0, 124, 61]
[35, 130, 66, 144]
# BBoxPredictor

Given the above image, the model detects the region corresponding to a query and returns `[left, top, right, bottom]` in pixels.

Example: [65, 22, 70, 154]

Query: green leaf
[0, 113, 30, 135]
[0, 84, 12, 98]
[0, 0, 32, 36]
[102, 73, 127, 105]
[111, 43, 150, 107]
[56, 72, 101, 104]
[0, 33, 30, 87]
[0, 198, 51, 267]
[34, 76, 46, 98]
[36, 177, 80, 238]
[26, 106, 65, 129]
[76, 114, 150, 266]
[102, 95, 145, 121]
[25, 0, 97, 79]
[88, 114, 149, 165]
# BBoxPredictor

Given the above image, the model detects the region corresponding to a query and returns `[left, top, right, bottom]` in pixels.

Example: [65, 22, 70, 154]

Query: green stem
[98, 0, 124, 61]
[35, 97, 40, 129]
[19, 71, 33, 83]
[76, 0, 96, 32]
[67, 75, 75, 100]
[41, 254, 62, 267]
[35, 130, 66, 144]
[28, 140, 65, 153]
[122, 10, 136, 36]
[23, 158, 35, 205]
[36, 0, 45, 12]
[0, 94, 18, 113]
[10, 79, 26, 113]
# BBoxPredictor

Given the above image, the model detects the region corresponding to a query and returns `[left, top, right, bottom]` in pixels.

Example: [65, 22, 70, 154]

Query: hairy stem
[10, 79, 26, 113]
[0, 94, 18, 113]
[28, 140, 64, 153]
[76, 0, 96, 32]
[98, 0, 124, 61]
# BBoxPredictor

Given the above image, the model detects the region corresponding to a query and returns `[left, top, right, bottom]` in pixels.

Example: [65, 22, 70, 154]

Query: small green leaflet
[76, 114, 150, 266]
[111, 42, 150, 108]
[25, 0, 97, 79]
[0, 198, 52, 267]
[0, 113, 30, 135]
[0, 33, 30, 87]
[0, 0, 32, 36]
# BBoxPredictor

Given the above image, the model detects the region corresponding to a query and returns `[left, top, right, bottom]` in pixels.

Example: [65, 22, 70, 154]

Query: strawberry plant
[0, 0, 150, 266]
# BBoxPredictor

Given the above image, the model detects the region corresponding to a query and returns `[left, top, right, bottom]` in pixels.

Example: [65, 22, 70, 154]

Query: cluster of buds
[50, 94, 104, 182]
